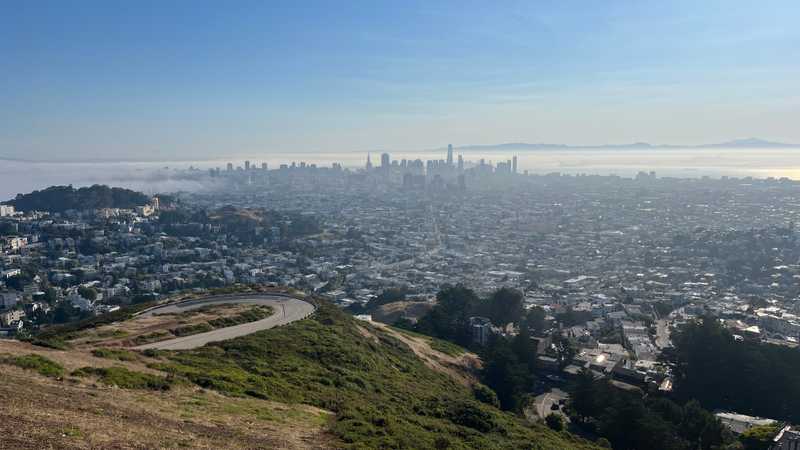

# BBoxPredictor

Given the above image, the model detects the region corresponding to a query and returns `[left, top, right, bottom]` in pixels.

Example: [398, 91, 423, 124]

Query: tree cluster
[413, 285, 550, 411]
[669, 317, 800, 423]
[569, 369, 734, 450]
[415, 285, 526, 346]
[7, 185, 150, 213]
[158, 206, 321, 244]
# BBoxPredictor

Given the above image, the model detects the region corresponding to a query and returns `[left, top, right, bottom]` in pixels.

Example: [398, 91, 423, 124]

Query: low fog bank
[4, 147, 800, 200]
[0, 161, 224, 201]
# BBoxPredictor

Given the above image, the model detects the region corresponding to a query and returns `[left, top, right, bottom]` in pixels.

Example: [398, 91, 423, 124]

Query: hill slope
[156, 303, 598, 449]
[1, 301, 599, 449]
[0, 340, 334, 449]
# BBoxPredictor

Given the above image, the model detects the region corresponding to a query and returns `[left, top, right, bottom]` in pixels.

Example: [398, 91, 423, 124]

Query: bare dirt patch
[354, 324, 379, 343]
[371, 300, 434, 324]
[369, 322, 482, 387]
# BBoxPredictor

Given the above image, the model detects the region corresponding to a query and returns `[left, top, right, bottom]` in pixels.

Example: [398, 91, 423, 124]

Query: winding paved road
[133, 294, 315, 351]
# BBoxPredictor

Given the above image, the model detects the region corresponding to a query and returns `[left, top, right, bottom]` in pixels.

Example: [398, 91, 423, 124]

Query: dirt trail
[369, 322, 482, 387]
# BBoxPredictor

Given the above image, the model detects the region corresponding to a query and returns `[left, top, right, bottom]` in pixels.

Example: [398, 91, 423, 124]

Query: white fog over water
[3, 147, 800, 200]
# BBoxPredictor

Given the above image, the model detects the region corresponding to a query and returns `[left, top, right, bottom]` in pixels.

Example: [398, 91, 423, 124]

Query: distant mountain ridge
[698, 138, 798, 148]
[443, 138, 799, 152]
[1, 138, 797, 165]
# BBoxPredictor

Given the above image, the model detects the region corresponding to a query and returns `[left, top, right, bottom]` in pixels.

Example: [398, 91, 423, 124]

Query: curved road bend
[133, 295, 315, 351]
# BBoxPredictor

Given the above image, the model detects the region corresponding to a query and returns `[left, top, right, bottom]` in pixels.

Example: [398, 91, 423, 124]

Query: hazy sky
[2, 0, 799, 161]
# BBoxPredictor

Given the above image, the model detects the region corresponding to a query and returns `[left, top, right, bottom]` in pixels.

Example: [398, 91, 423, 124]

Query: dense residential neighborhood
[2, 153, 800, 448]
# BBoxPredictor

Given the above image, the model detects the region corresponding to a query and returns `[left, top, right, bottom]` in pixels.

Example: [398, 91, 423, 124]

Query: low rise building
[0, 291, 21, 309]
[469, 316, 495, 346]
[715, 412, 777, 435]
[772, 426, 800, 450]
[0, 309, 24, 327]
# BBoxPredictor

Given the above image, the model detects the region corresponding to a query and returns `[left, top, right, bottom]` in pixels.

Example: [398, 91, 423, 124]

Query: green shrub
[71, 366, 171, 391]
[596, 437, 612, 448]
[0, 353, 65, 378]
[208, 306, 273, 328]
[472, 383, 501, 408]
[27, 337, 71, 350]
[170, 322, 213, 337]
[95, 329, 129, 339]
[429, 338, 466, 357]
[132, 331, 169, 345]
[740, 424, 781, 450]
[445, 399, 498, 432]
[91, 347, 139, 362]
[141, 349, 162, 358]
[545, 413, 564, 431]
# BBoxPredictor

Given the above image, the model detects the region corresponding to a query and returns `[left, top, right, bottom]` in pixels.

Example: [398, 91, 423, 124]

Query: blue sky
[1, 0, 799, 160]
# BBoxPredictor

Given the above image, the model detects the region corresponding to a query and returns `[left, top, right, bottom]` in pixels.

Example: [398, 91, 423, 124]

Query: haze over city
[2, 2, 800, 450]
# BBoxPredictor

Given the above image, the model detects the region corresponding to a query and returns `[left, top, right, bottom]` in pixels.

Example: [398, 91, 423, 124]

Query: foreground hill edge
[0, 298, 600, 449]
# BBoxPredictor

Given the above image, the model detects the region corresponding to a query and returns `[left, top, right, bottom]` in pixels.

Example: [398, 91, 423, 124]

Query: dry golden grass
[0, 339, 159, 375]
[0, 343, 335, 449]
[69, 304, 266, 349]
[0, 307, 337, 450]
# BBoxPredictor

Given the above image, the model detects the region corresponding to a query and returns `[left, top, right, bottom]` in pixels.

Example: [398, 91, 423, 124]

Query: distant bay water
[3, 147, 800, 200]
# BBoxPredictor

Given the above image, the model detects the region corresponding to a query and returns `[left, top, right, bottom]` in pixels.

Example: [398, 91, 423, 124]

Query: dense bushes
[170, 322, 213, 337]
[472, 383, 501, 408]
[0, 353, 65, 378]
[739, 424, 782, 450]
[72, 366, 172, 390]
[545, 413, 564, 431]
[207, 305, 272, 328]
[91, 348, 139, 362]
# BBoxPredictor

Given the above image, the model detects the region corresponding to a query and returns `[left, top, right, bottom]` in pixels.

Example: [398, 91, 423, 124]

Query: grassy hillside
[0, 355, 333, 449]
[3, 296, 599, 449]
[156, 302, 599, 449]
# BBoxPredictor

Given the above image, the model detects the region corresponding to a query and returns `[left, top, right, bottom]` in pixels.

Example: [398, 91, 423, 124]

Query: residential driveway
[531, 387, 569, 420]
[655, 319, 672, 349]
[133, 294, 315, 351]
